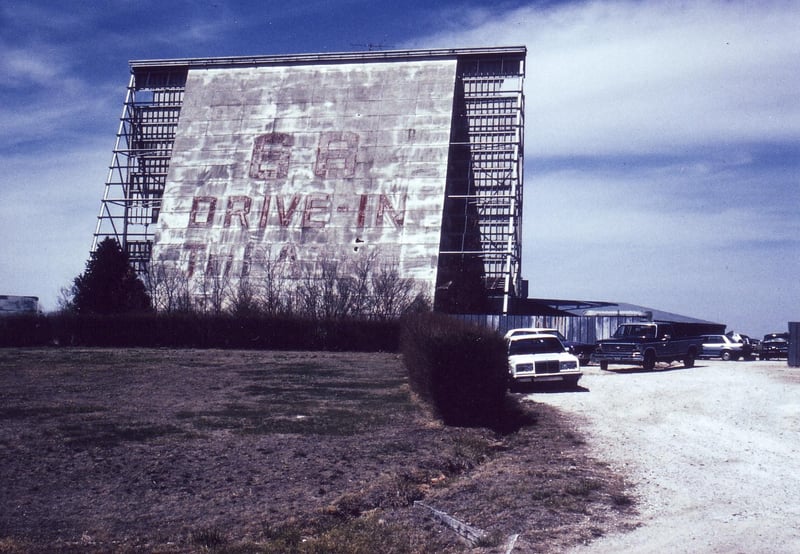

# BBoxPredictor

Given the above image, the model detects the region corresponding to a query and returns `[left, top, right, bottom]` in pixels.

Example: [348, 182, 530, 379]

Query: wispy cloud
[0, 0, 796, 335]
[0, 45, 62, 85]
[0, 38, 119, 149]
[403, 0, 800, 334]
[0, 3, 92, 35]
[408, 0, 800, 156]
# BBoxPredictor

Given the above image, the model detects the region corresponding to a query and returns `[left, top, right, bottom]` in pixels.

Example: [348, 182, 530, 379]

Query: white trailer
[0, 295, 40, 315]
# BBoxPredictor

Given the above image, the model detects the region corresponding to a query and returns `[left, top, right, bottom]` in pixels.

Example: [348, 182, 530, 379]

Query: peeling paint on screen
[153, 60, 457, 299]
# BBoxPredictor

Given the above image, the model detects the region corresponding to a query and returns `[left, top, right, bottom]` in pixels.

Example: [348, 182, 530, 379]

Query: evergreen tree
[71, 238, 151, 314]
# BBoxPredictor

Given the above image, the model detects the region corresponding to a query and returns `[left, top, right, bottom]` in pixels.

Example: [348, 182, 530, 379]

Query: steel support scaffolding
[92, 69, 186, 274]
[444, 56, 525, 313]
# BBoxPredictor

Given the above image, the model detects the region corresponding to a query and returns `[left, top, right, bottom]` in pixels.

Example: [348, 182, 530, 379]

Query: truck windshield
[613, 325, 656, 339]
[508, 337, 565, 355]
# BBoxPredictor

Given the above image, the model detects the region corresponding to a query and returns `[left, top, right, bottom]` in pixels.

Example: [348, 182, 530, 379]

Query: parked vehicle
[504, 327, 595, 365]
[507, 333, 582, 389]
[761, 332, 789, 360]
[726, 332, 759, 360]
[700, 334, 744, 360]
[591, 322, 703, 370]
[0, 295, 39, 316]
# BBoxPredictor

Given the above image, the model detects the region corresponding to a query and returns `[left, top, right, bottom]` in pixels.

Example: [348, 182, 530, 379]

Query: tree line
[61, 238, 428, 320]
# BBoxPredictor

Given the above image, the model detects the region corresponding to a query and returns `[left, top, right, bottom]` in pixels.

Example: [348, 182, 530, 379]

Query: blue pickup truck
[591, 322, 704, 371]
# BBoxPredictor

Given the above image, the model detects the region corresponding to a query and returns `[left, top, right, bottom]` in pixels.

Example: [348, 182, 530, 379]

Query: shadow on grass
[491, 395, 542, 435]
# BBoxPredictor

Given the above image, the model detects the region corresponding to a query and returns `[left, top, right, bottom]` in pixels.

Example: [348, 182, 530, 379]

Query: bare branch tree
[346, 251, 376, 318]
[145, 259, 193, 314]
[296, 257, 358, 319]
[56, 286, 75, 314]
[198, 254, 233, 315]
[294, 251, 428, 320]
[370, 261, 423, 319]
[229, 276, 260, 317]
[259, 251, 291, 316]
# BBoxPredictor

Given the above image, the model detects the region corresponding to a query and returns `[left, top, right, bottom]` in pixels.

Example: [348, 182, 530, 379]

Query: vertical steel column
[93, 74, 136, 252]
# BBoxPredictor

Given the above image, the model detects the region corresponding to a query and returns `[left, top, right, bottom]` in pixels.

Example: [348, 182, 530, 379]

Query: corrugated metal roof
[533, 298, 724, 326]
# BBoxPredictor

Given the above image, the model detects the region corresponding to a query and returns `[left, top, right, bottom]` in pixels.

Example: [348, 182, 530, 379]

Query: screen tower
[93, 46, 526, 313]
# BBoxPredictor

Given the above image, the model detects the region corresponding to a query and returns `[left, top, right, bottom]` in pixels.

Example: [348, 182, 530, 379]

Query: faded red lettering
[224, 195, 252, 228]
[189, 196, 217, 227]
[357, 194, 368, 229]
[375, 194, 405, 228]
[248, 133, 294, 180]
[302, 193, 331, 228]
[206, 253, 233, 278]
[241, 243, 252, 277]
[184, 243, 206, 278]
[314, 131, 358, 179]
[276, 195, 302, 227]
[258, 195, 271, 229]
[278, 244, 297, 263]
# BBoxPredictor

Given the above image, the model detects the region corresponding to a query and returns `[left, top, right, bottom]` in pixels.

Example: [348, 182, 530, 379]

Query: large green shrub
[70, 237, 151, 315]
[400, 312, 508, 427]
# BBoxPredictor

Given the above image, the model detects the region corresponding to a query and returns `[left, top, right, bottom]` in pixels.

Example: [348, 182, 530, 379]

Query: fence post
[789, 322, 800, 367]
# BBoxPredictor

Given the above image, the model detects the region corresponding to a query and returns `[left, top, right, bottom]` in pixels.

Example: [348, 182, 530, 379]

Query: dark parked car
[761, 332, 789, 360]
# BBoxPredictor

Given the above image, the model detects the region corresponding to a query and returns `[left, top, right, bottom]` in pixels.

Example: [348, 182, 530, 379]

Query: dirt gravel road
[532, 359, 800, 554]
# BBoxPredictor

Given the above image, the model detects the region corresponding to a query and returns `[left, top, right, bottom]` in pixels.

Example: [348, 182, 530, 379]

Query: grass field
[0, 348, 634, 553]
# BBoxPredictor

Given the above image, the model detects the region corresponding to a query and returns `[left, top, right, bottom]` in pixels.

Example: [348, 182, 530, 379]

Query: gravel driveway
[532, 359, 800, 554]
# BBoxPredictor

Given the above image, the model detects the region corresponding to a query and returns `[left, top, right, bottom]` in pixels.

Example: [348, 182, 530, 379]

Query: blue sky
[1, 0, 798, 338]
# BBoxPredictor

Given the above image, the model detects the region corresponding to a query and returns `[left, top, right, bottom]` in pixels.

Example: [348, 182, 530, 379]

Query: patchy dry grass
[0, 348, 635, 553]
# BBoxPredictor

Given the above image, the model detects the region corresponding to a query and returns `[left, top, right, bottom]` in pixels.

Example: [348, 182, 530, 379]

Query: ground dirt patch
[538, 360, 800, 553]
[0, 348, 635, 553]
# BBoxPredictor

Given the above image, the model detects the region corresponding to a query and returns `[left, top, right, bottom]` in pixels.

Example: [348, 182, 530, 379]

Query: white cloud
[408, 0, 800, 156]
[0, 3, 88, 34]
[400, 0, 800, 337]
[149, 18, 238, 47]
[0, 46, 62, 85]
[529, 162, 800, 248]
[0, 40, 119, 148]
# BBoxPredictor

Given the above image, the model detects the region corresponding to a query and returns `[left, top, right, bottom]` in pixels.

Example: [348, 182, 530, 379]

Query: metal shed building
[93, 47, 526, 313]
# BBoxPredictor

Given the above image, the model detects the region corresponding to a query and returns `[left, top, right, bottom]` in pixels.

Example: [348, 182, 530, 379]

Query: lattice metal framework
[441, 56, 525, 313]
[466, 65, 524, 313]
[93, 68, 187, 273]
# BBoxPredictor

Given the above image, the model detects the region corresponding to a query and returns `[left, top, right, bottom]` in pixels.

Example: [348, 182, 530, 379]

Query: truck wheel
[600, 361, 609, 371]
[721, 350, 731, 361]
[643, 351, 656, 370]
[684, 352, 695, 368]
